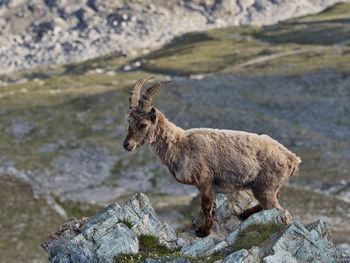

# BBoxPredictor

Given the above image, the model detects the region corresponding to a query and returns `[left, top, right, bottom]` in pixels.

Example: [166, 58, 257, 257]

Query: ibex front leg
[195, 183, 214, 237]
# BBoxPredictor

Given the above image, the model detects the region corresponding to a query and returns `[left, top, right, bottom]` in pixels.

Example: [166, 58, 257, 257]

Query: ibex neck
[150, 112, 185, 166]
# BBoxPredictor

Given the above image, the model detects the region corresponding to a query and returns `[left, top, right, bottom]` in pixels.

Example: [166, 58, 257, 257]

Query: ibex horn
[129, 76, 155, 109]
[138, 81, 171, 112]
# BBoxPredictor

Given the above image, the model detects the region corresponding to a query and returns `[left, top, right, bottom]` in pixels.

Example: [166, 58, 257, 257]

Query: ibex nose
[123, 141, 130, 150]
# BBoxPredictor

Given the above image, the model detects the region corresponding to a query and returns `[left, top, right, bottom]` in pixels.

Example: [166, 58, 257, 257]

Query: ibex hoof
[195, 228, 210, 238]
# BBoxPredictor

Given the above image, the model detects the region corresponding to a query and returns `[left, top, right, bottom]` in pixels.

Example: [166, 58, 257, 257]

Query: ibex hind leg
[253, 188, 286, 212]
[239, 188, 284, 220]
[238, 204, 262, 220]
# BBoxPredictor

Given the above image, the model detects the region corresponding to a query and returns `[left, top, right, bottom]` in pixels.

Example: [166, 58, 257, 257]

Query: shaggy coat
[123, 77, 301, 237]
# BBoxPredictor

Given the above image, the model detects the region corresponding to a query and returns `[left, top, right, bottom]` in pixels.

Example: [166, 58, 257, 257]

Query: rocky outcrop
[42, 193, 177, 262]
[1, 0, 350, 73]
[42, 191, 347, 262]
[262, 220, 338, 263]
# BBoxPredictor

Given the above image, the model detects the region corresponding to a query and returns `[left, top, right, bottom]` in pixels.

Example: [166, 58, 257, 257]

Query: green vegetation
[139, 3, 350, 76]
[256, 3, 350, 45]
[243, 47, 350, 75]
[294, 3, 350, 22]
[141, 24, 350, 75]
[232, 223, 284, 252]
[64, 54, 129, 75]
[116, 235, 176, 263]
[256, 21, 350, 46]
[141, 26, 294, 75]
[138, 235, 170, 254]
[117, 219, 133, 229]
[0, 175, 64, 262]
[116, 234, 223, 263]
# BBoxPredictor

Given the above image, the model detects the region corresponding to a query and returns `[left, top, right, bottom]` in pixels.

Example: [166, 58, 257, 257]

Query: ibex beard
[123, 77, 301, 238]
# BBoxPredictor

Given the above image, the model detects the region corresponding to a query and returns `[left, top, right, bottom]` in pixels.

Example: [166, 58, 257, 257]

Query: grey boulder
[262, 220, 338, 263]
[42, 193, 177, 263]
[222, 246, 263, 263]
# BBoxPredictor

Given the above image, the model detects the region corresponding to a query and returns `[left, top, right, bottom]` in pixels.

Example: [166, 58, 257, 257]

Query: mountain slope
[1, 0, 350, 73]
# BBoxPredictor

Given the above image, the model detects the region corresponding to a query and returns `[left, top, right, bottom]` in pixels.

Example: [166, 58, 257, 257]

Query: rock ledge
[42, 192, 346, 263]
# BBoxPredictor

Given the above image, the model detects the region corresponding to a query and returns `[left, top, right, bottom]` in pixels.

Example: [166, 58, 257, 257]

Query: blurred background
[0, 0, 349, 262]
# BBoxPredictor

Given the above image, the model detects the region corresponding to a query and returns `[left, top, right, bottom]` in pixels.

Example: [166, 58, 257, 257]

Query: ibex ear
[149, 107, 157, 123]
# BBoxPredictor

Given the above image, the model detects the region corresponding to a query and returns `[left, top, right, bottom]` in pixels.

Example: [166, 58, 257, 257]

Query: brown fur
[123, 80, 301, 237]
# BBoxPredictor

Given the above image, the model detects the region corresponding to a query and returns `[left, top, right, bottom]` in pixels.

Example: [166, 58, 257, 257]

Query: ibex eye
[138, 123, 147, 130]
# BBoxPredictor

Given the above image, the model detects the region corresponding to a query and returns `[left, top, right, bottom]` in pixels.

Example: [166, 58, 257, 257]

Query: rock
[215, 208, 292, 253]
[177, 191, 252, 249]
[180, 236, 215, 257]
[42, 193, 177, 262]
[336, 243, 350, 263]
[188, 208, 291, 257]
[178, 193, 290, 257]
[261, 220, 338, 263]
[118, 193, 178, 249]
[142, 256, 191, 263]
[221, 246, 263, 263]
[6, 118, 34, 139]
[180, 190, 258, 245]
[42, 192, 344, 263]
[42, 217, 139, 263]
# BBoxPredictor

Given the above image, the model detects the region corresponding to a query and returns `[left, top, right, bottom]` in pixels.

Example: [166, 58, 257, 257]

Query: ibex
[123, 77, 301, 237]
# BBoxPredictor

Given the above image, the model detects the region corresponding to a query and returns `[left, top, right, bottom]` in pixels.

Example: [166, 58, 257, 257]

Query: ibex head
[123, 77, 170, 151]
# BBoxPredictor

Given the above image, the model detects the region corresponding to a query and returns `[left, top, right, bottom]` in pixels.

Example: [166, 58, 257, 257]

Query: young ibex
[123, 77, 301, 237]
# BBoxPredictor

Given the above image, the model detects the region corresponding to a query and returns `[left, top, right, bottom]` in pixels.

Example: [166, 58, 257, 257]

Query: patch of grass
[243, 47, 350, 75]
[138, 234, 170, 254]
[116, 251, 194, 263]
[0, 175, 65, 262]
[116, 234, 223, 263]
[117, 219, 133, 229]
[115, 253, 148, 263]
[232, 223, 284, 252]
[295, 3, 350, 22]
[256, 22, 350, 45]
[116, 235, 176, 263]
[64, 53, 129, 75]
[256, 3, 350, 45]
[140, 15, 350, 76]
[116, 251, 222, 263]
[140, 26, 292, 75]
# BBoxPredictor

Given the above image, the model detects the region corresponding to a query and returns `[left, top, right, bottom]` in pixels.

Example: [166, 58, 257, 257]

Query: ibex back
[123, 77, 301, 237]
